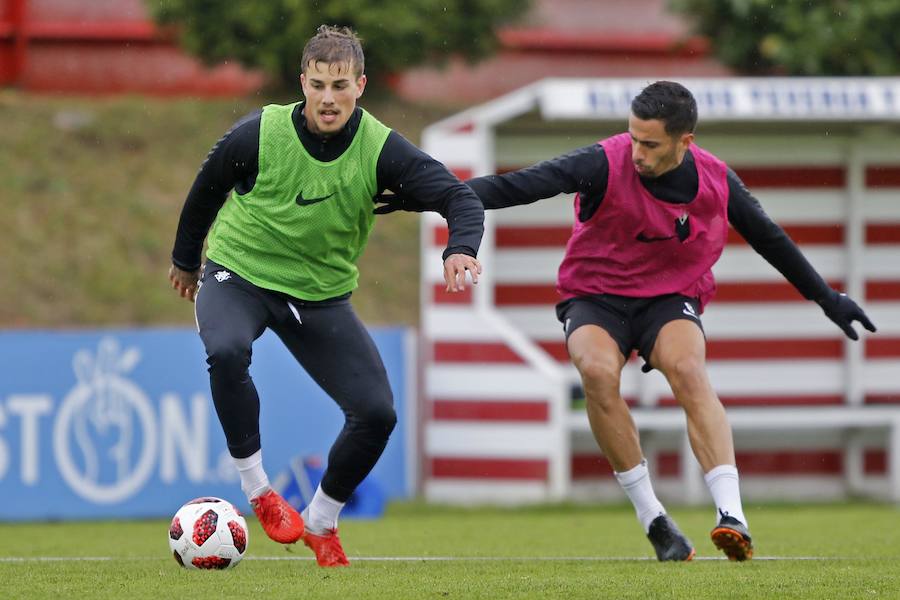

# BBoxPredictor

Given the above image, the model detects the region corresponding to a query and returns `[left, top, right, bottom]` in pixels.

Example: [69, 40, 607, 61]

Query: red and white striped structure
[419, 78, 900, 504]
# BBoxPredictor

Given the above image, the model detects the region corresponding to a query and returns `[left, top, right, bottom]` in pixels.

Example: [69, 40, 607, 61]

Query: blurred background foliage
[151, 0, 532, 89]
[670, 0, 900, 76]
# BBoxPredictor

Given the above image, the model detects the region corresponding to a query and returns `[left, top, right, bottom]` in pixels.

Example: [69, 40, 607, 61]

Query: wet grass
[1, 501, 898, 599]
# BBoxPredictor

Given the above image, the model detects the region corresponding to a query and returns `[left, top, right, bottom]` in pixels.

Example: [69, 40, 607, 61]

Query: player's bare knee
[664, 356, 709, 396]
[576, 354, 621, 391]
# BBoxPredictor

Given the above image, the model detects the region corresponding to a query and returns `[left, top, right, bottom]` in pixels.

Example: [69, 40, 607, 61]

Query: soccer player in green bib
[168, 25, 484, 567]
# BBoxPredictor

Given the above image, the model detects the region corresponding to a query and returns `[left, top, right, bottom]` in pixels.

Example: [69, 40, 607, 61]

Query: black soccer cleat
[710, 515, 753, 561]
[647, 514, 696, 561]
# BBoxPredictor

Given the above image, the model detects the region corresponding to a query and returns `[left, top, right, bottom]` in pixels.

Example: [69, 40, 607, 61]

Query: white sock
[704, 464, 748, 527]
[614, 459, 666, 533]
[233, 450, 270, 501]
[301, 484, 346, 534]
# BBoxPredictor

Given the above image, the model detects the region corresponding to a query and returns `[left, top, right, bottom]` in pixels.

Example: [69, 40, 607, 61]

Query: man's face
[627, 113, 693, 178]
[300, 60, 366, 136]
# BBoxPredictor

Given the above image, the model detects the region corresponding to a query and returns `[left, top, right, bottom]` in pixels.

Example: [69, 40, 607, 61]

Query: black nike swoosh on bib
[295, 192, 335, 206]
[636, 232, 677, 243]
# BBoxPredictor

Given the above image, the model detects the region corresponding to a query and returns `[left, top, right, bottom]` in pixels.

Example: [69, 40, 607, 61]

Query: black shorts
[555, 293, 704, 370]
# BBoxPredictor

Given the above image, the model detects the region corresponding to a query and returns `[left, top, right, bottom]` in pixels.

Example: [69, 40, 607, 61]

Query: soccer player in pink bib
[379, 81, 875, 561]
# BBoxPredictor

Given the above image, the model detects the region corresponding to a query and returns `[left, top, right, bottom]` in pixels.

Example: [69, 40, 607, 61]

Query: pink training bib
[557, 133, 729, 311]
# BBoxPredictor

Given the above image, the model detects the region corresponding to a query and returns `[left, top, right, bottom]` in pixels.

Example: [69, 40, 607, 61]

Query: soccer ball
[168, 496, 249, 569]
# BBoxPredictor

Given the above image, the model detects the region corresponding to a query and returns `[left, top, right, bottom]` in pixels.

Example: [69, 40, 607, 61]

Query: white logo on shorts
[214, 271, 231, 283]
[682, 302, 698, 319]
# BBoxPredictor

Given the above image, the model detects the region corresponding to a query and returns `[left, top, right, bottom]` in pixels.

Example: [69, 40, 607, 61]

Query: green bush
[670, 0, 900, 75]
[152, 0, 531, 88]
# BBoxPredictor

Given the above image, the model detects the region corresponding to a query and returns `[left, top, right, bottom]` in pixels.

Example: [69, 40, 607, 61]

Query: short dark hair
[301, 25, 365, 79]
[631, 81, 698, 136]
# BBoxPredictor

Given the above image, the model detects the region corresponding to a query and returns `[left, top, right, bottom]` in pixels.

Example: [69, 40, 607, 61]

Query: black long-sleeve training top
[171, 103, 484, 271]
[466, 143, 832, 302]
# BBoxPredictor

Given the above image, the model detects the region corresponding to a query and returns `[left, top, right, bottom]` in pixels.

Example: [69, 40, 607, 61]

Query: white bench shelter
[419, 78, 900, 504]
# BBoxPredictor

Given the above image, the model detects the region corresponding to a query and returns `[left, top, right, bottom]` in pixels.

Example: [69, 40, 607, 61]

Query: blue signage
[0, 327, 413, 520]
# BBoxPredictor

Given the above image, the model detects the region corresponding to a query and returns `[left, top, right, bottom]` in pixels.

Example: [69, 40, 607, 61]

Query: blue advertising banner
[0, 327, 413, 521]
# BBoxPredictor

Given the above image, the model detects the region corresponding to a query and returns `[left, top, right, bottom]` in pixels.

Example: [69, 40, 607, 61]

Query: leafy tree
[151, 0, 531, 89]
[669, 0, 900, 76]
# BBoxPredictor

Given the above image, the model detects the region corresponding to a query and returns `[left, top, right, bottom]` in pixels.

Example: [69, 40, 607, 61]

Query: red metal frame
[25, 20, 159, 42]
[0, 0, 258, 95]
[1, 0, 162, 86]
[0, 0, 27, 84]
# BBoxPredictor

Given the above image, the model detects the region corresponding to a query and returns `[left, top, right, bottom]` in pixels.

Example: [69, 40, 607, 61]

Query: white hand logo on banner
[53, 338, 158, 503]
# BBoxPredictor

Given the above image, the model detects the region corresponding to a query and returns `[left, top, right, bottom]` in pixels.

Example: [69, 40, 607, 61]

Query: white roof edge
[426, 76, 900, 129]
[422, 79, 545, 136]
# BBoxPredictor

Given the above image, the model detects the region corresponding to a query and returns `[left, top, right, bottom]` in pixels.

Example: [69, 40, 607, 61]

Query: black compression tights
[195, 261, 396, 503]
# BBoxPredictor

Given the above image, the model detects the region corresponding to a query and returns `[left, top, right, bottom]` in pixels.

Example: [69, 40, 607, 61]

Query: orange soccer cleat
[251, 489, 305, 544]
[711, 515, 754, 561]
[302, 528, 350, 567]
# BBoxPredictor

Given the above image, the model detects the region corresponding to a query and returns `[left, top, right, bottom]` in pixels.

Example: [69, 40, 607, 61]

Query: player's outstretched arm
[373, 143, 606, 215]
[726, 170, 877, 341]
[816, 289, 877, 341]
[372, 191, 428, 214]
[443, 253, 482, 293]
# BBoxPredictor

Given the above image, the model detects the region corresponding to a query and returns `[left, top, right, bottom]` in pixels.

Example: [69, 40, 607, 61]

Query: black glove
[817, 289, 877, 341]
[373, 192, 428, 215]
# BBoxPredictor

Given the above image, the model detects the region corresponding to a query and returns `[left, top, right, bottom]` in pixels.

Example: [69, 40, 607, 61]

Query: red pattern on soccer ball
[192, 509, 218, 546]
[169, 516, 184, 540]
[172, 550, 185, 567]
[191, 556, 232, 569]
[228, 520, 247, 553]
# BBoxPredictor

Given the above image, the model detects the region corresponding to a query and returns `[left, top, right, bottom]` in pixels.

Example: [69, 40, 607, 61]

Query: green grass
[0, 90, 450, 329]
[2, 502, 899, 599]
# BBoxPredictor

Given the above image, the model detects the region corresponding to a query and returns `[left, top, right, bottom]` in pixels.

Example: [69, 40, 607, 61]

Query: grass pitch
[2, 502, 898, 599]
